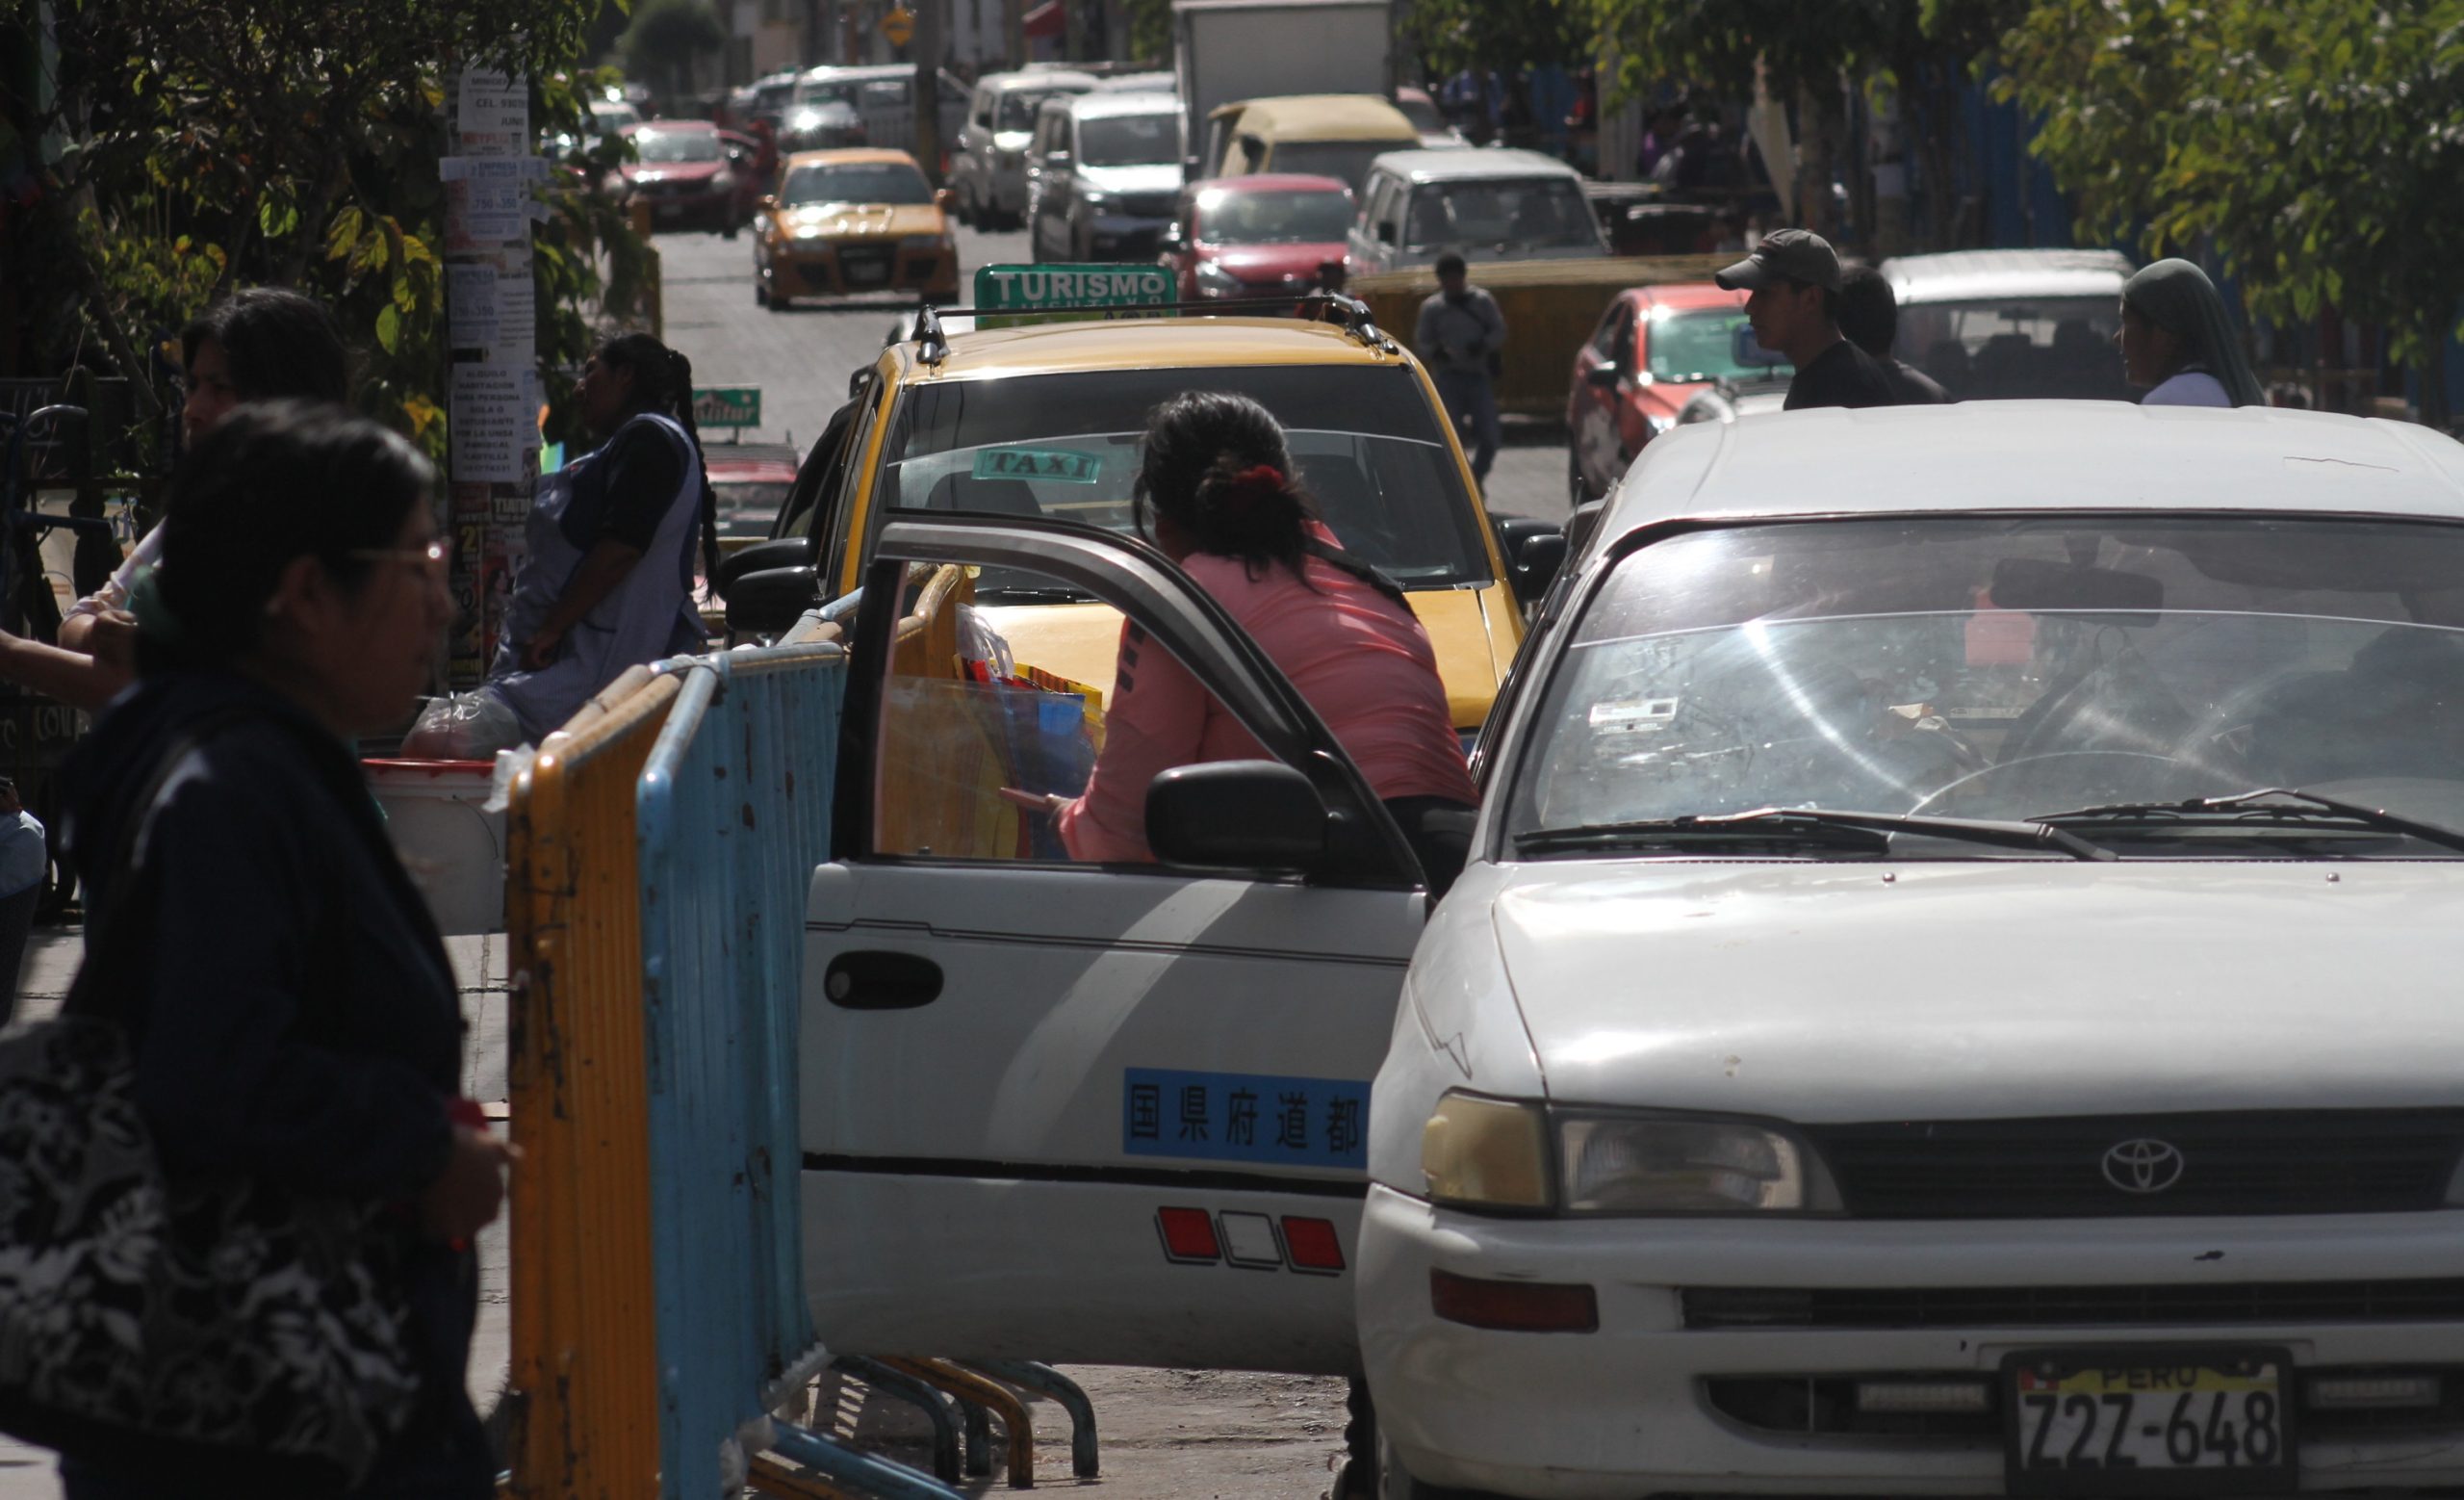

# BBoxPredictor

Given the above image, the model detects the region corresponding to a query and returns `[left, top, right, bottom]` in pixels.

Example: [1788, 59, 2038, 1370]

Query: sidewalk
[0, 927, 515, 1496]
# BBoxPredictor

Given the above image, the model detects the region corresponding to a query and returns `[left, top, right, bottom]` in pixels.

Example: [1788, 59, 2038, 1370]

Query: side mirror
[1375, 221, 1396, 245]
[1512, 532, 1568, 605]
[1584, 363, 1622, 389]
[1145, 761, 1326, 870]
[934, 186, 955, 211]
[724, 564, 824, 637]
[716, 535, 818, 596]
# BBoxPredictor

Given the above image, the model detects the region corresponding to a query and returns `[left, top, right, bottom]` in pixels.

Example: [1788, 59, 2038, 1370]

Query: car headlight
[1194, 261, 1242, 295]
[1080, 188, 1110, 209]
[1557, 1114, 1839, 1213]
[899, 234, 947, 251]
[1422, 1092, 1550, 1210]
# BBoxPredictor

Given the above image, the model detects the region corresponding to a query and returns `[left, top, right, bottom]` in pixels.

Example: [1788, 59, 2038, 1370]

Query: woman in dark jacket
[53, 402, 511, 1499]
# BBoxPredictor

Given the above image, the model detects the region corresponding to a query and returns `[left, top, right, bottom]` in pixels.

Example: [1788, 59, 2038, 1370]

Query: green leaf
[375, 302, 401, 354]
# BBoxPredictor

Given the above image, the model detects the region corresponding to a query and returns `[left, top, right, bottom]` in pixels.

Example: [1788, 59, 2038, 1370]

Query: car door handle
[823, 949, 944, 1010]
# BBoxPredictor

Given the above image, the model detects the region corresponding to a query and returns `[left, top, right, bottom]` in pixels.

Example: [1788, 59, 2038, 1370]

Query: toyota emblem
[2102, 1138, 2186, 1194]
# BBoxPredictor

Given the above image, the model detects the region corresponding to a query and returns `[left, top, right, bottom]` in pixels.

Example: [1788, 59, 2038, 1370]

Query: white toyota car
[1360, 401, 2464, 1498]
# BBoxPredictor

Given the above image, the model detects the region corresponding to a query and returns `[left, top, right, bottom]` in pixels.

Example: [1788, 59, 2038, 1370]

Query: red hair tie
[1224, 463, 1284, 505]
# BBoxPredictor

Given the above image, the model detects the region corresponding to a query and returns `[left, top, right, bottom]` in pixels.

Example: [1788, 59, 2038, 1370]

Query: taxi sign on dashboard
[974, 264, 1173, 327]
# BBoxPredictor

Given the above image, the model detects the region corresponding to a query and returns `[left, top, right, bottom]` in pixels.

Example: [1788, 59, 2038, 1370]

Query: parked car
[951, 68, 1098, 229]
[705, 440, 803, 539]
[613, 120, 746, 236]
[1092, 70, 1178, 93]
[1881, 248, 2139, 401]
[1348, 148, 1606, 273]
[1565, 282, 1784, 503]
[1363, 400, 2464, 1499]
[793, 64, 968, 158]
[1202, 93, 1420, 195]
[1673, 372, 1791, 427]
[1027, 91, 1184, 263]
[753, 149, 959, 309]
[1158, 173, 1354, 300]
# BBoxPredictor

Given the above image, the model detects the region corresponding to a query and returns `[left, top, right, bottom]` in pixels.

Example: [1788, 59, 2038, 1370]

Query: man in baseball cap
[1715, 228, 1893, 411]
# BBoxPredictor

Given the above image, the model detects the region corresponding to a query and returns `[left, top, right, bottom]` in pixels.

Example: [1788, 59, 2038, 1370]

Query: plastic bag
[399, 689, 528, 760]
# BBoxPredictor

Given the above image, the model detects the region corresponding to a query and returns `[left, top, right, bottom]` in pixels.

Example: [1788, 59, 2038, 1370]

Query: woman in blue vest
[484, 332, 720, 742]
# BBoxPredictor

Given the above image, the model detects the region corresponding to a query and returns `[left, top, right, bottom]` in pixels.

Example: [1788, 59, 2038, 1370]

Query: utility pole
[913, 0, 945, 180]
[1062, 0, 1087, 62]
[1004, 0, 1025, 68]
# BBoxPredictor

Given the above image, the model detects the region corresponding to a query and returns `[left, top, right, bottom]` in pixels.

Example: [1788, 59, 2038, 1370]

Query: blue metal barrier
[637, 641, 956, 1498]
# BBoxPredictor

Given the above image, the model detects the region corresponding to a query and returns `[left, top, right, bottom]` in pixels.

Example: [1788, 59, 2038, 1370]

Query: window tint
[1078, 113, 1179, 168]
[781, 161, 933, 206]
[876, 366, 1491, 587]
[1894, 296, 2132, 401]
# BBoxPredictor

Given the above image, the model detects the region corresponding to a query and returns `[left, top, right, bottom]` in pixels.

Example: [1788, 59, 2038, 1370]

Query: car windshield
[1894, 295, 2133, 401]
[1405, 178, 1596, 250]
[714, 480, 796, 538]
[877, 365, 1491, 587]
[1508, 515, 2464, 856]
[634, 129, 720, 164]
[1647, 307, 1775, 383]
[1199, 188, 1354, 244]
[1268, 142, 1395, 194]
[1000, 89, 1080, 131]
[781, 161, 931, 205]
[1078, 113, 1179, 167]
[797, 77, 860, 106]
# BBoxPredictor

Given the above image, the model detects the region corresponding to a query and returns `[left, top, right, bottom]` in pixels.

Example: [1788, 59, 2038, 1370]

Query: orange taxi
[753, 148, 962, 309]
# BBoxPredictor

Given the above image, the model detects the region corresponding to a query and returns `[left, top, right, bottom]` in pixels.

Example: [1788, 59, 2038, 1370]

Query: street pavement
[654, 220, 1576, 529]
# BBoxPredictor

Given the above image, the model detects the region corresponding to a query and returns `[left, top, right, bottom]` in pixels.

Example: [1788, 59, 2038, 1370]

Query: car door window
[1587, 301, 1625, 357]
[844, 517, 1420, 889]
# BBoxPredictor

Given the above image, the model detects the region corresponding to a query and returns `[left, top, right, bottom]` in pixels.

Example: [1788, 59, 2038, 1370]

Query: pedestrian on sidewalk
[0, 776, 42, 1019]
[0, 289, 351, 713]
[1416, 252, 1506, 491]
[47, 401, 509, 1499]
[1837, 266, 1949, 404]
[408, 331, 719, 756]
[1715, 228, 1894, 411]
[2119, 258, 2265, 408]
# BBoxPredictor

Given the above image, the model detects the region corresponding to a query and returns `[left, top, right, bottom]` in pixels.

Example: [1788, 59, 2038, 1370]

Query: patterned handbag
[0, 715, 422, 1485]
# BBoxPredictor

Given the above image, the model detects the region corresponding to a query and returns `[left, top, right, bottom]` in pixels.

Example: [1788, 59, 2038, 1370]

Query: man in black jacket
[1714, 228, 1894, 410]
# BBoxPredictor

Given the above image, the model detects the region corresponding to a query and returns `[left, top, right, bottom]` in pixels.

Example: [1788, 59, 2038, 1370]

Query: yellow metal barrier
[1348, 254, 1730, 418]
[502, 668, 682, 1500]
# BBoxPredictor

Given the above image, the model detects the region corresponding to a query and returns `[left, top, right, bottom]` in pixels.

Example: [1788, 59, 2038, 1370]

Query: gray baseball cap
[1714, 228, 1842, 293]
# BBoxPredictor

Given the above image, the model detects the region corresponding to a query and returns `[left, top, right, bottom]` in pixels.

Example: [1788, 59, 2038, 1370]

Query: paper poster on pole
[447, 264, 501, 348]
[449, 365, 531, 482]
[456, 68, 529, 149]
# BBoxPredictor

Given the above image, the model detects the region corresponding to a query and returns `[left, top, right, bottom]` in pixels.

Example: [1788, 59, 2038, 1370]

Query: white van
[793, 64, 967, 157]
[1348, 147, 1606, 273]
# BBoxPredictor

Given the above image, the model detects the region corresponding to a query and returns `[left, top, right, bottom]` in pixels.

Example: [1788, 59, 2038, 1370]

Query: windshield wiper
[1516, 806, 2113, 861]
[2033, 788, 2464, 855]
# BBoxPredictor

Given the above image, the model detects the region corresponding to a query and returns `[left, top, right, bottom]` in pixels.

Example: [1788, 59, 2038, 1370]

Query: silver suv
[951, 69, 1097, 229]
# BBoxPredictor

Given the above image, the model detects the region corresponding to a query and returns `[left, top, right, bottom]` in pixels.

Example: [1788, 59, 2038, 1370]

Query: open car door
[803, 515, 1430, 1374]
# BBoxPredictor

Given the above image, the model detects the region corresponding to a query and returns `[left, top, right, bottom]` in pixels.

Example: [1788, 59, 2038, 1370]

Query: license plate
[842, 260, 889, 287]
[2005, 1349, 2296, 1494]
[656, 202, 683, 220]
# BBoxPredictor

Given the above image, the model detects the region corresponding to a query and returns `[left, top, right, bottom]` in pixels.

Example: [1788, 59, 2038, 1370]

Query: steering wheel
[1909, 750, 2187, 816]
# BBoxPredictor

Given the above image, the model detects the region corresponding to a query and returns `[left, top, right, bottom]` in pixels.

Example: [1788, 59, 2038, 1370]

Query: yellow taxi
[753, 148, 961, 309]
[736, 293, 1548, 738]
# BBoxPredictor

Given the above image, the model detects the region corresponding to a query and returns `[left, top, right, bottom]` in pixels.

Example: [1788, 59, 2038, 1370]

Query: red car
[613, 121, 752, 237]
[1158, 173, 1356, 301]
[705, 441, 803, 540]
[1566, 281, 1785, 503]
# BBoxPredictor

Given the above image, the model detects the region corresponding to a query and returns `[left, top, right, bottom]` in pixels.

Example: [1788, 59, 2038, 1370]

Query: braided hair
[1135, 391, 1322, 583]
[595, 331, 721, 595]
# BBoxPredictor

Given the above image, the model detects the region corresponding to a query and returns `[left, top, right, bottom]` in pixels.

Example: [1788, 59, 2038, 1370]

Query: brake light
[1428, 1269, 1598, 1332]
[1281, 1216, 1346, 1273]
[1155, 1206, 1220, 1263]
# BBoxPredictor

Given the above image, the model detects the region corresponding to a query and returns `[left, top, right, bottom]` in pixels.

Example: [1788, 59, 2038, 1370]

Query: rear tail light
[1429, 1268, 1597, 1333]
[1155, 1206, 1219, 1263]
[1280, 1216, 1345, 1273]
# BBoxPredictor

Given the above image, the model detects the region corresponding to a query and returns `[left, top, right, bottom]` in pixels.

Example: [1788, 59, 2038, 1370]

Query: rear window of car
[1894, 296, 2132, 401]
[875, 364, 1492, 588]
[634, 129, 720, 164]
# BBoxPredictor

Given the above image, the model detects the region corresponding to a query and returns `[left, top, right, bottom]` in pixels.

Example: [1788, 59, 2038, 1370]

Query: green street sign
[973, 264, 1174, 327]
[692, 386, 761, 429]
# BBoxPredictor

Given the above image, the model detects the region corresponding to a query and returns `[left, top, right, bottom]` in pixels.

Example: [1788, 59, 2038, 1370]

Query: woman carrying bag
[0, 402, 513, 1498]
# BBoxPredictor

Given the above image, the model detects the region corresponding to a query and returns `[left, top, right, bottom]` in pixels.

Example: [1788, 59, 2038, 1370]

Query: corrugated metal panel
[503, 673, 682, 1500]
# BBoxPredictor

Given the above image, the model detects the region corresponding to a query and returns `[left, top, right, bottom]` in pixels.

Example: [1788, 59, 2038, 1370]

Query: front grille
[1682, 1280, 2464, 1331]
[1810, 1112, 2464, 1218]
[836, 247, 893, 287]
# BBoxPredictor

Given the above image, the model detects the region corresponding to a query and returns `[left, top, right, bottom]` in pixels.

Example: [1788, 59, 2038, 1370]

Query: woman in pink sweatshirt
[1039, 391, 1478, 894]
